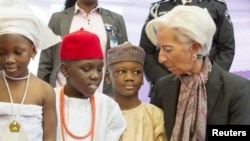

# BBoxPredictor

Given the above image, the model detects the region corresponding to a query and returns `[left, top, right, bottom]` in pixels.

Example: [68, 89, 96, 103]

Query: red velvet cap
[59, 28, 104, 60]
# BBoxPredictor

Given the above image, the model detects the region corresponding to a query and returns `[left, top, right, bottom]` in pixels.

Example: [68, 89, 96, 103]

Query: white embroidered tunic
[54, 87, 126, 141]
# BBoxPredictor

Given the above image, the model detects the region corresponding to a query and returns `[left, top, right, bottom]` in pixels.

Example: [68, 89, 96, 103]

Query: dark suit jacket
[37, 6, 128, 95]
[150, 62, 250, 140]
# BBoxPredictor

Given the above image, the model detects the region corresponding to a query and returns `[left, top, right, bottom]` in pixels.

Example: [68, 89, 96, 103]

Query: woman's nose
[158, 50, 167, 64]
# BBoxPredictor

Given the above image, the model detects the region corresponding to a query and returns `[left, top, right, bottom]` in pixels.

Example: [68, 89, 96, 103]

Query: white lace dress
[0, 102, 43, 141]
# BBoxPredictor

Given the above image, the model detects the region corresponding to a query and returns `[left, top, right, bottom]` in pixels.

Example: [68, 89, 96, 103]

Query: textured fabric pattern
[171, 56, 212, 141]
[107, 42, 145, 66]
[0, 0, 60, 50]
[54, 87, 126, 141]
[0, 102, 43, 141]
[119, 103, 167, 141]
[59, 28, 103, 60]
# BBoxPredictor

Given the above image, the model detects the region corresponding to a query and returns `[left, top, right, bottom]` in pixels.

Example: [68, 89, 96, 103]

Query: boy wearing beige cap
[54, 28, 126, 141]
[106, 42, 168, 141]
[0, 0, 60, 141]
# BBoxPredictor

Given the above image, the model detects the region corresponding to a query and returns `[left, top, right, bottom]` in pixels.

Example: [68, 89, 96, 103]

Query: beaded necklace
[60, 86, 96, 141]
[4, 71, 30, 81]
[2, 71, 30, 132]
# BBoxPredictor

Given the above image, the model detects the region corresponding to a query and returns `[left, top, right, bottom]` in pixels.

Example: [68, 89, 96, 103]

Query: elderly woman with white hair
[146, 5, 250, 141]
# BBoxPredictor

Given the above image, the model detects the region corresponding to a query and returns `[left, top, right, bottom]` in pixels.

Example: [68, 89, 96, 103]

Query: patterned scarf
[171, 56, 212, 141]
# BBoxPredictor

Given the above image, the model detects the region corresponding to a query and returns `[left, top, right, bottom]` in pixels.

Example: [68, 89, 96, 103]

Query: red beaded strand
[60, 86, 96, 141]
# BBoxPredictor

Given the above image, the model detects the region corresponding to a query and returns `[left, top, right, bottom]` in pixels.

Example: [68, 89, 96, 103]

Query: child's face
[62, 59, 104, 98]
[0, 34, 36, 77]
[107, 61, 143, 97]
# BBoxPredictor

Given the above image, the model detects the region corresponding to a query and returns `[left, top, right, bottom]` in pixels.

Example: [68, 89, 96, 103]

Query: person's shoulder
[158, 73, 178, 83]
[28, 75, 56, 102]
[213, 0, 227, 5]
[143, 102, 163, 111]
[50, 9, 65, 16]
[51, 6, 74, 16]
[99, 7, 123, 17]
[148, 0, 173, 19]
[150, 0, 172, 10]
[204, 0, 232, 24]
[217, 70, 250, 96]
[221, 70, 250, 83]
[94, 92, 117, 103]
[211, 0, 228, 8]
[154, 74, 179, 91]
[150, 0, 172, 9]
[49, 11, 65, 20]
[141, 103, 164, 118]
[212, 63, 249, 85]
[31, 75, 54, 93]
[94, 92, 121, 113]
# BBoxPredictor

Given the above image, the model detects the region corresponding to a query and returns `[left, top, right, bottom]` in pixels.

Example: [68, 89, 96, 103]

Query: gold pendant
[9, 121, 20, 132]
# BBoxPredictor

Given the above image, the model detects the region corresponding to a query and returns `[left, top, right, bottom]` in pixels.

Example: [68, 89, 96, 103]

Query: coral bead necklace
[60, 86, 96, 141]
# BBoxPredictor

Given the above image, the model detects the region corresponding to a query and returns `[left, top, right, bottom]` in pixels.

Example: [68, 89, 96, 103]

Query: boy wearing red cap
[105, 42, 167, 141]
[54, 28, 126, 141]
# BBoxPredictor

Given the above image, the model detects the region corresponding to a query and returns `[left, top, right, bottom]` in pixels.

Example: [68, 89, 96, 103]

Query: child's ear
[61, 63, 69, 77]
[105, 72, 111, 84]
[31, 46, 37, 59]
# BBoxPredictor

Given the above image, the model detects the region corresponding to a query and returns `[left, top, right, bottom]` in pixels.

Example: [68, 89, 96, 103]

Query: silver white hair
[146, 5, 216, 57]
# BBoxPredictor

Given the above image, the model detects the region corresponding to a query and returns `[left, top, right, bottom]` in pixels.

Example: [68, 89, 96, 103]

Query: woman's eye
[163, 48, 172, 53]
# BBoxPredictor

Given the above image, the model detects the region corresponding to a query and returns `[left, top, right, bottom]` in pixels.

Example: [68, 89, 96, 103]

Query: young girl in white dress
[0, 0, 60, 141]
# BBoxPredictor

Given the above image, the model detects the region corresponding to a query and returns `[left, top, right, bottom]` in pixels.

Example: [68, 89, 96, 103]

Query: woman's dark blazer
[150, 62, 250, 139]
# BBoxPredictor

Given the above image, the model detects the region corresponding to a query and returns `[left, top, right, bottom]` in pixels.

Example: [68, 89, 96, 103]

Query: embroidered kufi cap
[60, 28, 104, 60]
[107, 42, 145, 66]
[0, 0, 61, 50]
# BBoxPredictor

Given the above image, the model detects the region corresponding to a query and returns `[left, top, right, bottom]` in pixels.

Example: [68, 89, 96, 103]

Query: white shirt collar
[74, 2, 100, 14]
